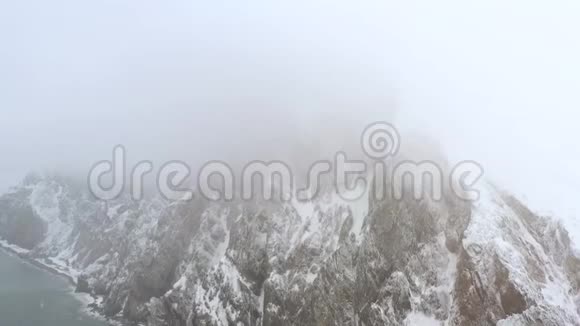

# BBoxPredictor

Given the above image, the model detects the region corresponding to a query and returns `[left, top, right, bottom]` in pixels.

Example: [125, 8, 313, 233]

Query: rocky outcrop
[0, 187, 46, 249]
[0, 174, 579, 325]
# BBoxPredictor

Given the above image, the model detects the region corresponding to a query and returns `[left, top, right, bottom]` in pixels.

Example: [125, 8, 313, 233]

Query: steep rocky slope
[0, 174, 579, 325]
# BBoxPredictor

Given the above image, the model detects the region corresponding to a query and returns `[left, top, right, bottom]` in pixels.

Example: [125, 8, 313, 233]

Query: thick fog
[1, 1, 579, 232]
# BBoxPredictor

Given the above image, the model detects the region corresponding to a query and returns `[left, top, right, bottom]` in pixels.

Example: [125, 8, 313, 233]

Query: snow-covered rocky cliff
[0, 173, 579, 325]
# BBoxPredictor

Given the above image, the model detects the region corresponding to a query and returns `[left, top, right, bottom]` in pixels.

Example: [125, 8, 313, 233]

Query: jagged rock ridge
[0, 174, 579, 325]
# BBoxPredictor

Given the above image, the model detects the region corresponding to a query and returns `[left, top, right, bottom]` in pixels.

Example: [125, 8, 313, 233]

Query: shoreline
[0, 239, 123, 326]
[0, 242, 77, 284]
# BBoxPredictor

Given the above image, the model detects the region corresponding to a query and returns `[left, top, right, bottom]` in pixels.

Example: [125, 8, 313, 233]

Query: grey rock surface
[0, 174, 579, 325]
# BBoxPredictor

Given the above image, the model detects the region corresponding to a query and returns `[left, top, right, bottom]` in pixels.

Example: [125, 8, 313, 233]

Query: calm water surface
[0, 249, 108, 326]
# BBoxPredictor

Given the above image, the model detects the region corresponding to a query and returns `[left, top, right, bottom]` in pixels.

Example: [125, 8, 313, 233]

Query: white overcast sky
[0, 1, 579, 236]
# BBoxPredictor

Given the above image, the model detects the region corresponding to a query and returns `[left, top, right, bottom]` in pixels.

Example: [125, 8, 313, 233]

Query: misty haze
[1, 1, 580, 325]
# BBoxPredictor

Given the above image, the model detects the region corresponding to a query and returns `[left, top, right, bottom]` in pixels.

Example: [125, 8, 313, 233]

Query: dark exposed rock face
[0, 175, 579, 325]
[76, 274, 91, 293]
[0, 188, 45, 249]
